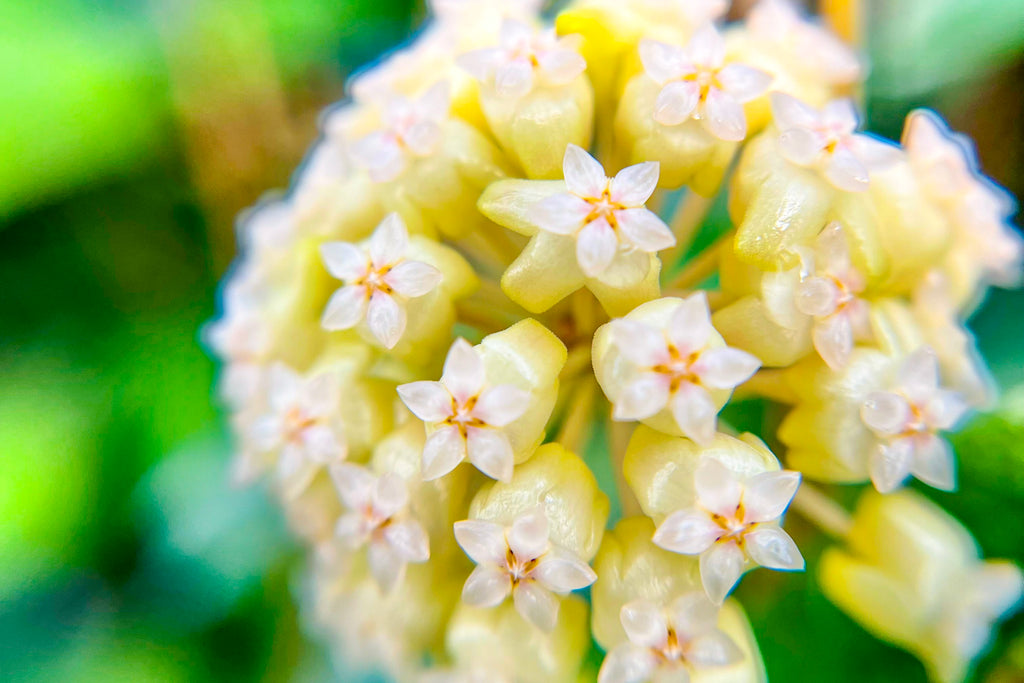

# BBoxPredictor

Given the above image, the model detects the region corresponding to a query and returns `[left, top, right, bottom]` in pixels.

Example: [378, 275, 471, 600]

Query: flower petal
[462, 564, 513, 607]
[369, 213, 408, 268]
[639, 39, 689, 84]
[610, 319, 671, 367]
[320, 241, 368, 281]
[513, 580, 559, 631]
[472, 384, 531, 427]
[372, 471, 409, 518]
[668, 292, 713, 353]
[613, 373, 672, 421]
[563, 144, 607, 198]
[699, 541, 746, 604]
[397, 380, 453, 423]
[868, 438, 914, 493]
[694, 457, 742, 517]
[597, 644, 658, 683]
[743, 526, 804, 571]
[533, 547, 597, 593]
[368, 539, 406, 592]
[384, 519, 430, 562]
[716, 64, 772, 102]
[453, 519, 508, 565]
[701, 88, 747, 142]
[610, 161, 660, 207]
[669, 592, 720, 639]
[898, 347, 939, 403]
[367, 290, 406, 348]
[321, 285, 369, 330]
[531, 192, 593, 235]
[860, 391, 911, 436]
[384, 260, 442, 297]
[825, 146, 870, 192]
[507, 506, 550, 561]
[495, 59, 535, 99]
[742, 470, 801, 524]
[442, 338, 486, 403]
[653, 509, 722, 555]
[795, 276, 840, 317]
[576, 216, 619, 278]
[691, 347, 761, 390]
[924, 389, 969, 431]
[670, 383, 718, 446]
[687, 23, 725, 67]
[329, 462, 375, 510]
[910, 434, 956, 491]
[615, 209, 676, 252]
[537, 48, 586, 84]
[686, 630, 744, 667]
[466, 427, 515, 482]
[778, 128, 822, 166]
[654, 80, 700, 127]
[812, 312, 854, 370]
[620, 600, 669, 649]
[770, 92, 821, 131]
[422, 425, 467, 480]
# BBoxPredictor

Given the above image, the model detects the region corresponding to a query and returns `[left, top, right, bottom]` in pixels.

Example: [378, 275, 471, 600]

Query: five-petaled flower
[530, 145, 675, 278]
[398, 338, 531, 482]
[350, 82, 451, 182]
[770, 93, 900, 192]
[453, 507, 597, 631]
[653, 457, 803, 603]
[330, 462, 430, 591]
[607, 293, 761, 445]
[598, 592, 742, 683]
[860, 347, 969, 494]
[320, 213, 443, 349]
[457, 19, 586, 99]
[249, 362, 347, 499]
[639, 24, 772, 141]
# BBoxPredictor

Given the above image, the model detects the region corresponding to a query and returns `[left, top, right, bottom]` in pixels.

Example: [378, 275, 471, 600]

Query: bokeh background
[1, 1, 1023, 681]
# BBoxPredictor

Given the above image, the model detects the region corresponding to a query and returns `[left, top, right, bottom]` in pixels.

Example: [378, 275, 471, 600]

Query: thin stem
[660, 191, 715, 278]
[554, 378, 598, 455]
[456, 279, 523, 333]
[733, 368, 798, 404]
[791, 484, 853, 540]
[610, 419, 642, 517]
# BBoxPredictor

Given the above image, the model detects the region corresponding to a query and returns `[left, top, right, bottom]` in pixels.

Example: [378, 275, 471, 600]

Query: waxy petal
[367, 290, 406, 348]
[384, 260, 442, 297]
[508, 506, 550, 561]
[653, 509, 723, 555]
[372, 471, 409, 519]
[330, 462, 375, 510]
[598, 644, 658, 683]
[616, 209, 676, 252]
[825, 146, 870, 192]
[778, 128, 822, 166]
[925, 390, 969, 431]
[537, 48, 586, 84]
[701, 88, 747, 142]
[472, 384, 531, 427]
[532, 192, 593, 235]
[442, 338, 486, 403]
[397, 380, 453, 423]
[687, 23, 725, 68]
[813, 312, 854, 370]
[898, 347, 940, 403]
[513, 580, 559, 631]
[654, 80, 701, 127]
[686, 630, 744, 667]
[454, 519, 508, 565]
[533, 547, 597, 593]
[610, 161, 660, 207]
[669, 592, 720, 639]
[700, 541, 746, 604]
[743, 470, 801, 524]
[692, 347, 761, 390]
[462, 564, 513, 607]
[321, 285, 369, 331]
[563, 144, 608, 198]
[771, 92, 821, 131]
[422, 425, 468, 480]
[671, 383, 718, 446]
[613, 373, 672, 421]
[620, 600, 669, 649]
[466, 427, 515, 482]
[868, 438, 914, 493]
[861, 391, 912, 436]
[384, 519, 430, 562]
[694, 458, 742, 517]
[368, 540, 406, 592]
[743, 526, 804, 571]
[639, 39, 690, 84]
[495, 59, 535, 99]
[610, 318, 671, 367]
[668, 293, 713, 353]
[369, 213, 409, 268]
[320, 241, 368, 281]
[576, 216, 619, 277]
[716, 63, 772, 102]
[910, 434, 956, 491]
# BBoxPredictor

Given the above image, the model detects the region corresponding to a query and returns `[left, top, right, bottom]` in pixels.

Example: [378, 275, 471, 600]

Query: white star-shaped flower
[248, 363, 347, 499]
[792, 222, 869, 370]
[607, 293, 761, 445]
[453, 507, 597, 631]
[457, 19, 586, 99]
[903, 110, 1023, 287]
[653, 457, 803, 604]
[330, 463, 430, 591]
[639, 25, 772, 141]
[320, 213, 442, 349]
[205, 286, 271, 408]
[397, 338, 531, 482]
[598, 593, 743, 683]
[350, 81, 451, 182]
[860, 347, 969, 494]
[770, 93, 900, 192]
[530, 144, 675, 278]
[748, 0, 861, 85]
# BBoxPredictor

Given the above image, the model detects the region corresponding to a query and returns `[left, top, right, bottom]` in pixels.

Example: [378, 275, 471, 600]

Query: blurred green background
[1, 1, 1022, 681]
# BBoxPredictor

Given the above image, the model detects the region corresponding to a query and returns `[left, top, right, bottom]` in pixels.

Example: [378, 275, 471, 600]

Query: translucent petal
[472, 384, 531, 427]
[367, 290, 406, 348]
[267, 362, 302, 412]
[320, 241, 368, 281]
[671, 383, 718, 446]
[924, 389, 969, 431]
[860, 391, 911, 435]
[372, 472, 409, 519]
[653, 509, 723, 555]
[417, 80, 451, 121]
[384, 519, 430, 562]
[402, 120, 443, 157]
[701, 88, 747, 142]
[825, 147, 870, 192]
[397, 380, 453, 423]
[686, 630, 743, 667]
[537, 48, 586, 84]
[456, 47, 502, 81]
[563, 144, 607, 198]
[669, 592, 719, 639]
[610, 319, 671, 367]
[531, 192, 593, 235]
[610, 162, 660, 207]
[654, 81, 700, 127]
[301, 424, 343, 464]
[533, 547, 597, 593]
[620, 600, 669, 649]
[898, 347, 939, 403]
[495, 59, 535, 99]
[384, 260, 442, 297]
[694, 457, 742, 517]
[351, 131, 406, 182]
[687, 24, 725, 68]
[334, 512, 367, 546]
[422, 425, 467, 480]
[249, 414, 283, 452]
[716, 64, 772, 102]
[742, 470, 801, 524]
[513, 580, 559, 631]
[822, 98, 859, 132]
[597, 644, 657, 683]
[910, 434, 956, 491]
[849, 134, 902, 171]
[301, 372, 338, 417]
[971, 564, 1024, 616]
[442, 338, 486, 403]
[778, 128, 822, 166]
[321, 285, 369, 331]
[462, 564, 512, 607]
[770, 92, 821, 131]
[616, 209, 676, 252]
[613, 373, 672, 421]
[369, 213, 409, 268]
[794, 277, 839, 317]
[507, 506, 550, 560]
[667, 292, 713, 353]
[812, 313, 853, 370]
[691, 347, 761, 390]
[699, 541, 745, 604]
[453, 519, 508, 565]
[639, 39, 690, 84]
[576, 217, 619, 277]
[868, 439, 914, 493]
[466, 427, 515, 482]
[368, 540, 406, 592]
[743, 526, 804, 570]
[329, 462, 375, 510]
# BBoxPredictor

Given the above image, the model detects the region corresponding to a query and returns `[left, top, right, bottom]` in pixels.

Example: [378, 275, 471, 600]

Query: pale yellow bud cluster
[207, 1, 1022, 681]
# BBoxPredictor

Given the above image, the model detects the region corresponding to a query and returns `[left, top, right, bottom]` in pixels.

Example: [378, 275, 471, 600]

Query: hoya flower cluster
[207, 1, 1023, 681]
